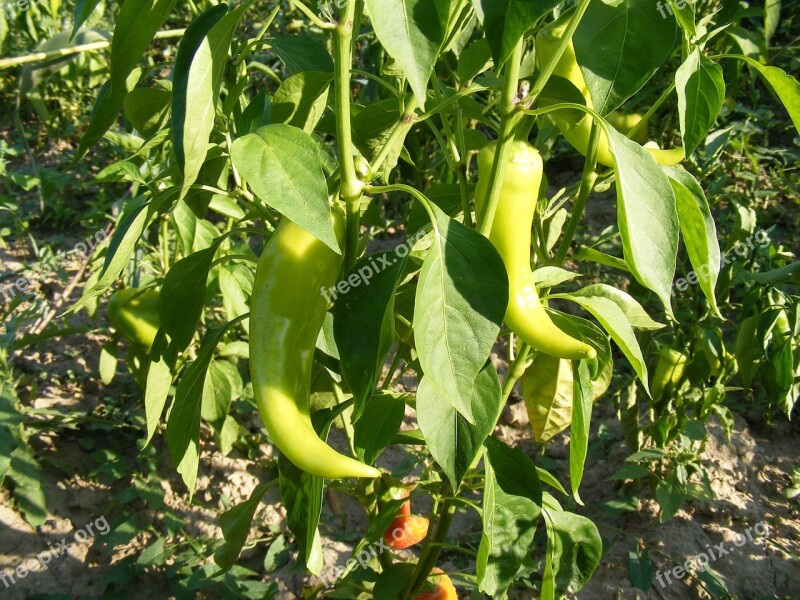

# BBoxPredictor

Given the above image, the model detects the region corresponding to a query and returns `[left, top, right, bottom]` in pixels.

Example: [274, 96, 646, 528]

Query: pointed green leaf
[676, 50, 725, 155]
[231, 124, 339, 252]
[414, 203, 507, 422]
[417, 363, 502, 490]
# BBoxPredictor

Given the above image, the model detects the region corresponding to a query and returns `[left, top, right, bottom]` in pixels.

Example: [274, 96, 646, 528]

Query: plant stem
[332, 0, 364, 269]
[477, 41, 525, 236]
[332, 0, 360, 201]
[553, 120, 600, 265]
[626, 81, 676, 142]
[286, 0, 335, 29]
[503, 343, 531, 402]
[0, 29, 186, 70]
[370, 96, 419, 178]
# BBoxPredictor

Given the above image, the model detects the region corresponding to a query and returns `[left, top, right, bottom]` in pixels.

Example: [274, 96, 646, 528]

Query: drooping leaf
[165, 320, 240, 495]
[417, 363, 502, 490]
[230, 124, 339, 252]
[558, 293, 650, 393]
[271, 71, 332, 134]
[160, 246, 216, 351]
[364, 0, 451, 109]
[569, 284, 665, 331]
[477, 437, 542, 596]
[333, 250, 408, 419]
[676, 50, 725, 155]
[541, 504, 602, 599]
[75, 0, 177, 158]
[214, 482, 272, 571]
[573, 0, 678, 115]
[353, 392, 406, 465]
[414, 203, 507, 422]
[726, 54, 800, 134]
[606, 126, 679, 318]
[471, 0, 560, 67]
[667, 167, 721, 316]
[569, 360, 592, 504]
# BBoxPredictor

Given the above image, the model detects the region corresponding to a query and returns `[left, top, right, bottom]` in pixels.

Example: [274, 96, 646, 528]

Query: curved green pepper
[475, 141, 596, 360]
[249, 208, 381, 479]
[107, 288, 160, 349]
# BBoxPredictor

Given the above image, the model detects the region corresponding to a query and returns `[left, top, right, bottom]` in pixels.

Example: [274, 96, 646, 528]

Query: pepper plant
[58, 0, 800, 597]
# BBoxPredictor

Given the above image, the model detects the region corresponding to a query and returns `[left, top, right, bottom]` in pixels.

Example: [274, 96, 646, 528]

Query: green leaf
[278, 450, 323, 575]
[214, 482, 272, 571]
[573, 0, 678, 115]
[353, 392, 406, 465]
[457, 37, 493, 84]
[569, 360, 592, 504]
[541, 507, 602, 598]
[333, 250, 408, 419]
[231, 124, 339, 252]
[75, 0, 177, 159]
[68, 197, 151, 314]
[72, 0, 103, 38]
[522, 354, 574, 443]
[667, 167, 721, 316]
[271, 34, 334, 74]
[655, 473, 686, 522]
[417, 363, 502, 490]
[166, 320, 239, 495]
[364, 0, 451, 109]
[173, 3, 247, 198]
[726, 55, 800, 135]
[675, 50, 725, 155]
[99, 338, 118, 385]
[560, 293, 650, 393]
[160, 246, 216, 351]
[9, 444, 48, 528]
[568, 284, 665, 331]
[606, 126, 679, 318]
[537, 467, 568, 496]
[471, 0, 560, 67]
[414, 203, 508, 422]
[124, 86, 171, 138]
[352, 98, 416, 180]
[477, 437, 542, 596]
[628, 548, 653, 592]
[171, 5, 227, 193]
[201, 360, 242, 423]
[144, 349, 173, 445]
[735, 315, 759, 386]
[764, 0, 781, 46]
[271, 71, 332, 134]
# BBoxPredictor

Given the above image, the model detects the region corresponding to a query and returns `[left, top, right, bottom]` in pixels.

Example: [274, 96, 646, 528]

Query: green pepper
[107, 288, 160, 349]
[651, 347, 688, 400]
[249, 207, 381, 479]
[535, 14, 684, 167]
[475, 140, 596, 360]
